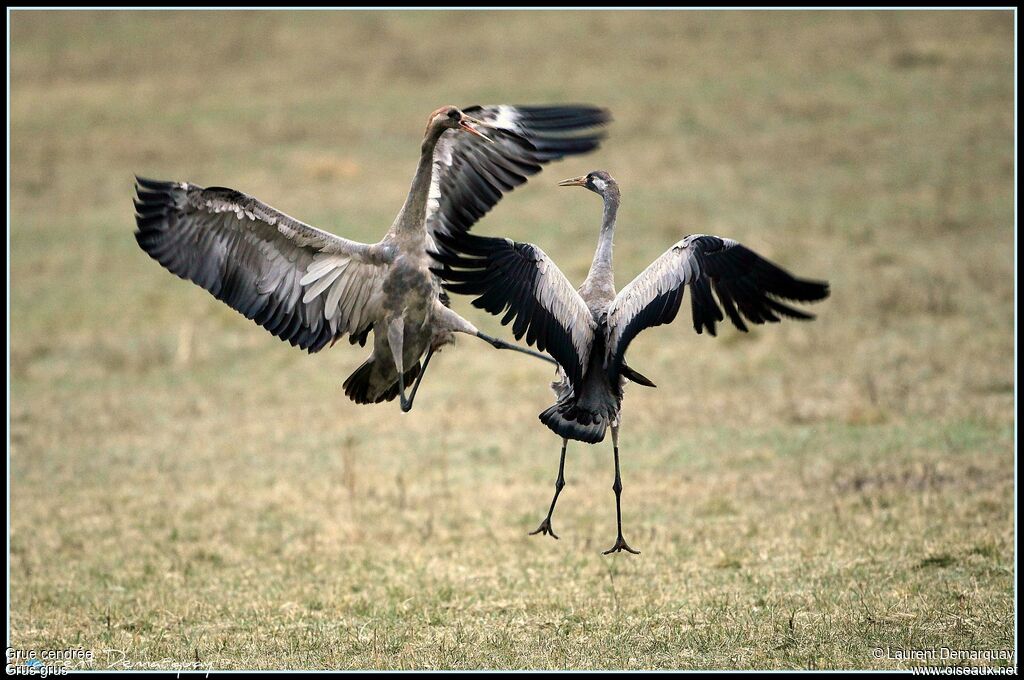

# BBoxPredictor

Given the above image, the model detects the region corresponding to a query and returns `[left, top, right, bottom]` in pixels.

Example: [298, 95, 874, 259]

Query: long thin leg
[476, 331, 556, 366]
[603, 426, 640, 555]
[402, 347, 435, 412]
[529, 438, 569, 539]
[396, 370, 411, 412]
[387, 318, 413, 412]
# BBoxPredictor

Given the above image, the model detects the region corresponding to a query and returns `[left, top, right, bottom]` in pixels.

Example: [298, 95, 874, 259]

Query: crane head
[558, 170, 618, 196]
[426, 106, 493, 142]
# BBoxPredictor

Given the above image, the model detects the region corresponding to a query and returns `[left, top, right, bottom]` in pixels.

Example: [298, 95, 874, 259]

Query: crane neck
[585, 190, 619, 287]
[392, 124, 447, 241]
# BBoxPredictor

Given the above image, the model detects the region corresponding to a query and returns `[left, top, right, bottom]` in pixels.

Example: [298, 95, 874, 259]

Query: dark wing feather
[430, 230, 596, 387]
[605, 234, 829, 383]
[133, 177, 388, 353]
[425, 104, 610, 252]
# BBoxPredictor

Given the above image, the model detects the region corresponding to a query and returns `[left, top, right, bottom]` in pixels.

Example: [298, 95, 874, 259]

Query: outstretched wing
[430, 230, 596, 388]
[426, 104, 610, 252]
[605, 234, 830, 383]
[133, 177, 389, 353]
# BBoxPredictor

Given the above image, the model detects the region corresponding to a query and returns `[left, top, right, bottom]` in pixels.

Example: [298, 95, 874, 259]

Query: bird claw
[602, 535, 640, 555]
[528, 518, 559, 540]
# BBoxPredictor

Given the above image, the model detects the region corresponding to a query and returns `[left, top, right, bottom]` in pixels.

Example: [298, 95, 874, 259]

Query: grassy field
[8, 10, 1016, 670]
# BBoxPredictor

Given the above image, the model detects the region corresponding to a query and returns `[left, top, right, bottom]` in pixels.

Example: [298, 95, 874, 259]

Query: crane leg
[402, 347, 435, 412]
[603, 426, 640, 555]
[387, 318, 414, 413]
[475, 331, 556, 366]
[529, 438, 569, 540]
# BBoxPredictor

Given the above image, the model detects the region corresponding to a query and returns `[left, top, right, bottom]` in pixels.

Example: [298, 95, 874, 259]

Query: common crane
[134, 105, 609, 411]
[432, 170, 830, 553]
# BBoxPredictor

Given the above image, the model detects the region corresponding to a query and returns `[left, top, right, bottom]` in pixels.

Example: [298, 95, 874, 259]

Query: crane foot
[528, 518, 559, 540]
[602, 535, 640, 555]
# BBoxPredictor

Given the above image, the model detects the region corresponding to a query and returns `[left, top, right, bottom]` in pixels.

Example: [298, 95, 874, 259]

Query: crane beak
[459, 115, 494, 143]
[557, 176, 587, 187]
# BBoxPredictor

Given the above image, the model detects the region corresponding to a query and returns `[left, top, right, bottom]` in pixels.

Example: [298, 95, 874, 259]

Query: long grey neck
[584, 189, 619, 290]
[392, 125, 446, 241]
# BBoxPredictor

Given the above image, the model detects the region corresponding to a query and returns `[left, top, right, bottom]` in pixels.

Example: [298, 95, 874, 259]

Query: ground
[8, 9, 1016, 670]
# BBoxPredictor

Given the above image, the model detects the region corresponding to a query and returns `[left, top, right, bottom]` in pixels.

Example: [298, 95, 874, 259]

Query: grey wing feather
[430, 230, 596, 388]
[605, 234, 830, 383]
[133, 177, 388, 353]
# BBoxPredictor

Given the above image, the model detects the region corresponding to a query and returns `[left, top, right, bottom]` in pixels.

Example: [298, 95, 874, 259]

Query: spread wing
[426, 104, 609, 252]
[133, 177, 389, 353]
[430, 231, 596, 388]
[605, 234, 830, 383]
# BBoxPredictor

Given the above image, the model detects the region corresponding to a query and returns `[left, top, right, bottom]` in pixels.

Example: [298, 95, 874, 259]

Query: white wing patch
[424, 132, 458, 252]
[428, 133, 455, 212]
[488, 105, 520, 132]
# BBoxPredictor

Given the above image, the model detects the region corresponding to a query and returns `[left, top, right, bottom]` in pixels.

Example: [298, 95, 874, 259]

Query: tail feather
[539, 403, 608, 444]
[343, 359, 422, 405]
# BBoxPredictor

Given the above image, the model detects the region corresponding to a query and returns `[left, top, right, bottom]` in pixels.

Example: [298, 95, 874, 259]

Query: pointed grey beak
[558, 176, 588, 187]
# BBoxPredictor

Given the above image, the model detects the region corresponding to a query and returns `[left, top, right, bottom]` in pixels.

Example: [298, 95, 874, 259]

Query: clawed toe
[602, 535, 640, 555]
[529, 518, 559, 540]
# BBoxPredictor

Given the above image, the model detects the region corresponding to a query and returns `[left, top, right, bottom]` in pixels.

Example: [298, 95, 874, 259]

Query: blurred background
[9, 10, 1014, 670]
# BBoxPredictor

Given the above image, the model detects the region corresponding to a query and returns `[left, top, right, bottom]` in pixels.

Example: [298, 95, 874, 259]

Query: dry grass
[8, 9, 1015, 670]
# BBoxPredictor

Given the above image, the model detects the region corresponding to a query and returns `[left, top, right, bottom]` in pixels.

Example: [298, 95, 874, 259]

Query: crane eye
[448, 109, 460, 120]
